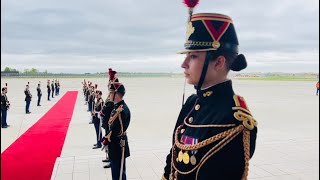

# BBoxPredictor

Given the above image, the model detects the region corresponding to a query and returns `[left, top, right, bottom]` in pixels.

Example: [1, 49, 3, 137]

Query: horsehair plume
[5, 83, 7, 86]
[183, 0, 199, 8]
[95, 84, 98, 89]
[183, 0, 200, 17]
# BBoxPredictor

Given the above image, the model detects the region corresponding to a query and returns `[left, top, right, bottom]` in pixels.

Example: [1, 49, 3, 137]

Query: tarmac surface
[1, 78, 319, 180]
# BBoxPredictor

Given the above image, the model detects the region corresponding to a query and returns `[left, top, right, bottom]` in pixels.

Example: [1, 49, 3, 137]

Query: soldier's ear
[210, 56, 225, 71]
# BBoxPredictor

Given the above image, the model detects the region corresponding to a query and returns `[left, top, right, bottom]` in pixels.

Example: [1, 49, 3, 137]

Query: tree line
[3, 67, 48, 74]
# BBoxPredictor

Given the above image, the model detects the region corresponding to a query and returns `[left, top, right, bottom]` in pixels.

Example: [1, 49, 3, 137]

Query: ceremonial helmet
[108, 68, 119, 91]
[108, 68, 119, 82]
[180, 0, 247, 89]
[109, 82, 125, 96]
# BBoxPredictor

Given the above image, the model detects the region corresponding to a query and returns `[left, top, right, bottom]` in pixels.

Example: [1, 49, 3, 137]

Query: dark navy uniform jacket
[24, 89, 32, 101]
[37, 87, 42, 97]
[1, 93, 8, 111]
[101, 100, 114, 131]
[47, 85, 51, 93]
[163, 80, 257, 180]
[105, 100, 131, 160]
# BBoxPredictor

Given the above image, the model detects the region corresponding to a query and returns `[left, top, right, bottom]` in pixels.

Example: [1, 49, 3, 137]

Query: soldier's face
[109, 92, 115, 101]
[181, 51, 207, 85]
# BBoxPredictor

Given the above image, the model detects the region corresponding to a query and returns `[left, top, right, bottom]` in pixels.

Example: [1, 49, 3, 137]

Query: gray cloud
[1, 0, 319, 73]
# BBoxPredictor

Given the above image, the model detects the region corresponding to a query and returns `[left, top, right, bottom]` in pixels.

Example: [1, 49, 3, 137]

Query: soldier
[88, 85, 96, 124]
[100, 69, 119, 168]
[82, 80, 87, 97]
[162, 1, 257, 179]
[316, 81, 319, 96]
[57, 80, 60, 95]
[37, 83, 42, 106]
[92, 90, 104, 149]
[51, 80, 55, 98]
[55, 80, 58, 96]
[47, 80, 51, 101]
[24, 84, 32, 114]
[87, 85, 93, 112]
[102, 82, 130, 180]
[1, 86, 10, 128]
[84, 84, 89, 106]
[82, 81, 88, 104]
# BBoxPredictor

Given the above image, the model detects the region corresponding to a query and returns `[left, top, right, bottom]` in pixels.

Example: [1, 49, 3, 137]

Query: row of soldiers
[24, 80, 61, 113]
[1, 80, 61, 128]
[82, 68, 131, 180]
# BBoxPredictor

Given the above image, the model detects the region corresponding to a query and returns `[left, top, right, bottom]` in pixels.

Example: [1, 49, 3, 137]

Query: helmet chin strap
[195, 51, 216, 91]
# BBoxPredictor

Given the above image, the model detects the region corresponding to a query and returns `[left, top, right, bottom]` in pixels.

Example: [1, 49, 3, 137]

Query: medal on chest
[177, 135, 199, 165]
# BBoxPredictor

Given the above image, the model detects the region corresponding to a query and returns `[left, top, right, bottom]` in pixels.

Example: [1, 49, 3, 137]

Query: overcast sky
[1, 0, 319, 73]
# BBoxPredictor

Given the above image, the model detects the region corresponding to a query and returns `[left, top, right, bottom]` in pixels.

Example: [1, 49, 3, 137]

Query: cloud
[1, 0, 319, 73]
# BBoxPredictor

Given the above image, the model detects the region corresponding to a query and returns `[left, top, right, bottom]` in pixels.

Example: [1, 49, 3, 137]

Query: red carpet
[1, 91, 78, 180]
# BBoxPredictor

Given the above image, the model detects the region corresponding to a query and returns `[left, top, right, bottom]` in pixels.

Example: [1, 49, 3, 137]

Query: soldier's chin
[186, 78, 196, 85]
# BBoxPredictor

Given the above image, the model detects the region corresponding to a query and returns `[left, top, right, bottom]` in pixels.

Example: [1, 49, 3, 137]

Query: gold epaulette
[108, 105, 124, 126]
[232, 95, 257, 130]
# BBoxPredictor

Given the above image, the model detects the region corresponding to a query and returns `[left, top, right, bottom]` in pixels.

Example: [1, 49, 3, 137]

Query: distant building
[1, 71, 20, 76]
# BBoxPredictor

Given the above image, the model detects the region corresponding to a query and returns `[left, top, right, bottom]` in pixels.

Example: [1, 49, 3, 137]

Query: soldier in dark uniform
[82, 80, 87, 97]
[102, 82, 130, 180]
[92, 90, 104, 149]
[24, 84, 32, 114]
[47, 80, 51, 101]
[55, 80, 58, 96]
[88, 85, 93, 112]
[37, 83, 42, 106]
[1, 87, 10, 128]
[83, 81, 88, 104]
[100, 68, 119, 168]
[88, 85, 96, 124]
[162, 1, 257, 180]
[51, 80, 55, 98]
[57, 80, 60, 95]
[85, 84, 89, 106]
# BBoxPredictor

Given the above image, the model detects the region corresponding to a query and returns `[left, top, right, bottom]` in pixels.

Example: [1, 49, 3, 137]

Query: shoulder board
[233, 95, 251, 114]
[232, 95, 257, 130]
[116, 105, 124, 112]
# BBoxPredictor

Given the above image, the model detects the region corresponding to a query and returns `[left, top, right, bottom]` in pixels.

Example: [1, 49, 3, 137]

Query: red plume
[183, 0, 199, 8]
[95, 84, 98, 89]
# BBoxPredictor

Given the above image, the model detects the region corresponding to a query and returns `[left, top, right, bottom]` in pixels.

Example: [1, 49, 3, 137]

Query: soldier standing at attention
[57, 80, 60, 95]
[37, 83, 42, 106]
[51, 80, 55, 98]
[316, 81, 319, 96]
[102, 82, 131, 180]
[55, 80, 58, 96]
[1, 86, 10, 128]
[24, 84, 32, 114]
[162, 1, 257, 179]
[47, 80, 51, 101]
[88, 85, 96, 124]
[92, 90, 104, 149]
[100, 68, 119, 168]
[87, 85, 93, 112]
